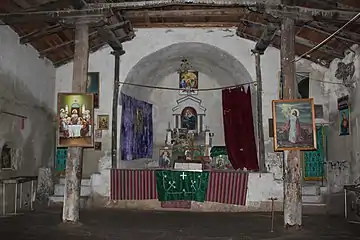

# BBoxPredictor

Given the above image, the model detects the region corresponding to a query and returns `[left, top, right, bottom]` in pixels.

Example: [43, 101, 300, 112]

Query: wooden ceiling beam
[238, 30, 331, 66]
[305, 22, 360, 44]
[53, 42, 107, 67]
[124, 8, 247, 18]
[88, 0, 281, 9]
[19, 23, 63, 44]
[131, 22, 239, 28]
[38, 31, 98, 57]
[237, 20, 343, 58]
[264, 5, 359, 22]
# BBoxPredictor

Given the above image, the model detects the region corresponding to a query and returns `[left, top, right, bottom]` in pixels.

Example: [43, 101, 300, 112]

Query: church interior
[0, 0, 360, 229]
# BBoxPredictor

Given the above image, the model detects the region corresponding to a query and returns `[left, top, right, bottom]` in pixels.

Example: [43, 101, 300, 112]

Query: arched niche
[121, 42, 255, 103]
[1, 143, 12, 170]
[120, 42, 256, 151]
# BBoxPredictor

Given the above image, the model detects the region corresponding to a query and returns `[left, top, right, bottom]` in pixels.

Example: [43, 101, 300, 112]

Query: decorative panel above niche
[172, 95, 206, 115]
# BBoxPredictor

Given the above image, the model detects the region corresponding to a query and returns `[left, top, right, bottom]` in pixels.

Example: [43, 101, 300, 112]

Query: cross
[180, 172, 187, 180]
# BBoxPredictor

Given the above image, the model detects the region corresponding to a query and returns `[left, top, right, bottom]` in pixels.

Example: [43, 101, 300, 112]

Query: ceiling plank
[239, 19, 343, 58]
[305, 22, 360, 44]
[38, 31, 98, 57]
[88, 0, 282, 9]
[124, 8, 248, 18]
[264, 5, 359, 22]
[19, 23, 63, 44]
[131, 22, 240, 28]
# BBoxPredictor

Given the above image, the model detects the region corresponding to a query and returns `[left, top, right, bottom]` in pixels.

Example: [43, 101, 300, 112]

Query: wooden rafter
[306, 21, 360, 44]
[19, 23, 63, 44]
[239, 19, 344, 58]
[124, 8, 248, 18]
[38, 31, 98, 57]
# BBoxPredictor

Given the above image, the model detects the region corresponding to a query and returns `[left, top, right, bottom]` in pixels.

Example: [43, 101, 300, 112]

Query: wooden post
[111, 49, 125, 169]
[280, 17, 302, 228]
[62, 22, 89, 223]
[252, 51, 266, 172]
[254, 52, 266, 172]
[251, 24, 277, 172]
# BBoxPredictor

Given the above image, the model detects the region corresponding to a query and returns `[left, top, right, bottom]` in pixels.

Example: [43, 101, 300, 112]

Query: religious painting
[159, 148, 172, 168]
[181, 107, 197, 130]
[338, 96, 350, 136]
[57, 93, 94, 147]
[87, 72, 100, 109]
[0, 144, 12, 170]
[179, 71, 198, 95]
[94, 142, 102, 151]
[272, 98, 316, 151]
[97, 114, 109, 130]
[94, 129, 102, 140]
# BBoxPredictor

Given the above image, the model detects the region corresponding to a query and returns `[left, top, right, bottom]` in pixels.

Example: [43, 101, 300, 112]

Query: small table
[0, 176, 38, 217]
[344, 185, 360, 223]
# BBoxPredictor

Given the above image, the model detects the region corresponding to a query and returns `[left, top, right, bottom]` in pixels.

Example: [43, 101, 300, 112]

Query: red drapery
[222, 86, 259, 171]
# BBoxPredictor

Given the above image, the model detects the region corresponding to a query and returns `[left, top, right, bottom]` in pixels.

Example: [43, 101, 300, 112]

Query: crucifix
[180, 172, 187, 180]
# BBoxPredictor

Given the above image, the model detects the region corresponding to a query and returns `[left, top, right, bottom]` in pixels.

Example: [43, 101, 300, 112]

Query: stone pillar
[62, 22, 89, 223]
[173, 115, 177, 129]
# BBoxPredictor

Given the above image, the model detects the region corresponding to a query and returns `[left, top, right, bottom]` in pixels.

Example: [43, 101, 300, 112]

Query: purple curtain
[222, 86, 259, 171]
[120, 93, 153, 160]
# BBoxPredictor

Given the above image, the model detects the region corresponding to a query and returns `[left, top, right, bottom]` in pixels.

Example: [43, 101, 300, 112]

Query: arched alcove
[121, 42, 254, 102]
[120, 42, 257, 158]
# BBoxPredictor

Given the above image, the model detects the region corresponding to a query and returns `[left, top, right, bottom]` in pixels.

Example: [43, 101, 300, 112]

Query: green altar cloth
[156, 170, 209, 202]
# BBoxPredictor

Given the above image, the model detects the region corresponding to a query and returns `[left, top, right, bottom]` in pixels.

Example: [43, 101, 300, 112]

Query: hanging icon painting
[272, 98, 316, 151]
[179, 71, 198, 95]
[338, 95, 350, 136]
[57, 93, 94, 147]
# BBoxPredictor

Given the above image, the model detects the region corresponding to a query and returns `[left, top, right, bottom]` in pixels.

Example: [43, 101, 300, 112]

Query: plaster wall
[318, 45, 360, 194]
[0, 26, 57, 212]
[55, 28, 328, 207]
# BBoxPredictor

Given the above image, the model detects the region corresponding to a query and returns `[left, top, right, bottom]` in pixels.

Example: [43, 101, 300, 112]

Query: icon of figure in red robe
[282, 109, 302, 144]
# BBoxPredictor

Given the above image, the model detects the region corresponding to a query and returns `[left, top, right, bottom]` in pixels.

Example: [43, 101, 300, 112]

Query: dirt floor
[0, 207, 359, 240]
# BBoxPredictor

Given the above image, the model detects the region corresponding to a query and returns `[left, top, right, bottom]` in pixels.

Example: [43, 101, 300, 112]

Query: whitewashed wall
[0, 26, 56, 209]
[56, 28, 329, 204]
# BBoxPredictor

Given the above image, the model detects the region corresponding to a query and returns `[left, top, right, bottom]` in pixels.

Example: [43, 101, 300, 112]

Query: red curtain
[222, 86, 259, 171]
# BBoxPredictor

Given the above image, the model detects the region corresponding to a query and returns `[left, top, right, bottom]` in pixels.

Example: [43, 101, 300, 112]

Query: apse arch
[121, 42, 255, 103]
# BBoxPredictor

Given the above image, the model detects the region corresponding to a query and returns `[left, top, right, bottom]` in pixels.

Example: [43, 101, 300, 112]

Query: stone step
[54, 184, 91, 197]
[302, 185, 320, 196]
[48, 195, 89, 209]
[302, 203, 327, 215]
[302, 194, 323, 203]
[59, 178, 91, 186]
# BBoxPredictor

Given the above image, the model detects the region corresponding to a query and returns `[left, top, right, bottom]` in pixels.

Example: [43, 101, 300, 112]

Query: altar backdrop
[121, 93, 153, 160]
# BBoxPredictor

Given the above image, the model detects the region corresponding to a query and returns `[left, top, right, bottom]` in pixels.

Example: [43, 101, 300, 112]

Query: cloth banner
[303, 126, 326, 180]
[156, 170, 209, 202]
[222, 86, 259, 171]
[120, 93, 153, 160]
[110, 169, 157, 200]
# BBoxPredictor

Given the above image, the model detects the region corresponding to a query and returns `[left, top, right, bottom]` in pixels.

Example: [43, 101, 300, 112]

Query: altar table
[110, 169, 249, 206]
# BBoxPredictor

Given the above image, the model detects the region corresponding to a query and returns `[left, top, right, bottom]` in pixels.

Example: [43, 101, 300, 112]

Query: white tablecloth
[68, 125, 82, 137]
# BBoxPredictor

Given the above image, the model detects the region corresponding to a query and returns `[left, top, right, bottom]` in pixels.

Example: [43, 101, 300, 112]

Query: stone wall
[55, 28, 330, 207]
[0, 26, 56, 212]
